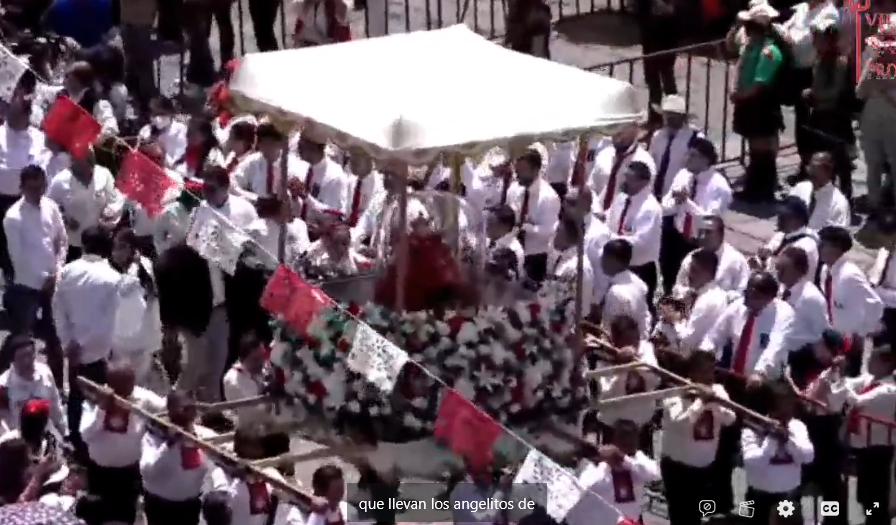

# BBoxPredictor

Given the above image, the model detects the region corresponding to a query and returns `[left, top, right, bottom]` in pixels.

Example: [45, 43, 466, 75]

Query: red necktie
[681, 175, 698, 238]
[732, 312, 757, 374]
[265, 162, 275, 195]
[226, 154, 242, 174]
[300, 165, 314, 220]
[517, 188, 530, 247]
[602, 150, 631, 210]
[693, 410, 714, 441]
[824, 273, 834, 321]
[847, 381, 881, 434]
[498, 163, 512, 205]
[247, 480, 271, 515]
[348, 178, 363, 226]
[617, 197, 631, 235]
[185, 146, 201, 173]
[611, 469, 635, 503]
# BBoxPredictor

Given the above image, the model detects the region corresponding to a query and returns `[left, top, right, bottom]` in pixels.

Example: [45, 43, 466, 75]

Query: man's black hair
[81, 225, 113, 257]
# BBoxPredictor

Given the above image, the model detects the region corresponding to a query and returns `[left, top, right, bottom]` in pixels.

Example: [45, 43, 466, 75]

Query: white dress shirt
[589, 145, 656, 211]
[505, 178, 561, 256]
[427, 163, 487, 213]
[782, 0, 840, 68]
[3, 196, 67, 290]
[741, 419, 814, 493]
[828, 374, 896, 447]
[341, 171, 383, 225]
[545, 141, 575, 184]
[173, 148, 226, 180]
[606, 187, 662, 266]
[232, 151, 305, 202]
[674, 243, 751, 300]
[821, 256, 884, 337]
[211, 467, 286, 525]
[52, 255, 123, 364]
[871, 248, 896, 309]
[661, 384, 737, 467]
[655, 282, 729, 354]
[196, 197, 260, 307]
[112, 257, 163, 381]
[566, 453, 661, 525]
[584, 215, 612, 303]
[138, 121, 188, 167]
[788, 181, 850, 230]
[780, 279, 830, 351]
[579, 136, 613, 179]
[222, 363, 272, 426]
[0, 124, 47, 196]
[140, 426, 226, 501]
[39, 151, 71, 184]
[548, 245, 595, 309]
[0, 362, 66, 435]
[489, 231, 525, 278]
[153, 200, 193, 255]
[648, 125, 703, 196]
[598, 340, 660, 426]
[252, 218, 310, 264]
[292, 156, 349, 220]
[80, 387, 165, 467]
[602, 270, 652, 337]
[703, 298, 795, 378]
[763, 228, 819, 281]
[47, 166, 124, 248]
[660, 168, 733, 235]
[70, 90, 118, 135]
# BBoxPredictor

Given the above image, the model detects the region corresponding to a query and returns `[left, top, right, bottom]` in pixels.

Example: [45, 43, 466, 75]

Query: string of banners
[4, 43, 631, 524]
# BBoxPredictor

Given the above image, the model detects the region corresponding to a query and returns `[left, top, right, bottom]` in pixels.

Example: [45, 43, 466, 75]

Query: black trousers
[745, 486, 802, 524]
[69, 359, 108, 453]
[802, 413, 848, 525]
[0, 193, 20, 280]
[205, 2, 236, 65]
[629, 262, 658, 316]
[524, 253, 548, 284]
[86, 461, 141, 525]
[805, 108, 855, 200]
[874, 307, 896, 349]
[793, 67, 815, 163]
[855, 446, 894, 525]
[660, 457, 713, 525]
[157, 0, 184, 41]
[143, 492, 202, 525]
[658, 219, 697, 295]
[640, 15, 678, 120]
[248, 0, 280, 52]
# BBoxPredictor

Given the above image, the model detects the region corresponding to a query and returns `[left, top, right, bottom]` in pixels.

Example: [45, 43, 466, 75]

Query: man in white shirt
[0, 97, 49, 281]
[47, 151, 124, 261]
[600, 239, 652, 336]
[562, 186, 611, 303]
[506, 148, 561, 283]
[61, 62, 119, 135]
[655, 248, 729, 355]
[870, 210, 896, 349]
[343, 150, 383, 228]
[0, 166, 67, 387]
[294, 132, 349, 228]
[788, 152, 850, 230]
[52, 226, 122, 457]
[606, 160, 663, 308]
[486, 205, 525, 280]
[650, 95, 704, 198]
[757, 196, 819, 281]
[548, 217, 595, 310]
[673, 215, 751, 300]
[818, 226, 884, 377]
[139, 97, 189, 167]
[659, 138, 732, 294]
[589, 124, 656, 212]
[0, 336, 67, 436]
[775, 246, 831, 385]
[231, 123, 299, 203]
[660, 350, 736, 525]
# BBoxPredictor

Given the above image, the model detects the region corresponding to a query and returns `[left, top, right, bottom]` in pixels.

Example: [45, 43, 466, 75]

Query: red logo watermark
[845, 1, 896, 80]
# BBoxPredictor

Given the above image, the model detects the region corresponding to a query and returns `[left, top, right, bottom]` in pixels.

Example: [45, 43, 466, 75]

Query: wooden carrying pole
[77, 377, 314, 505]
[596, 386, 692, 408]
[580, 321, 784, 433]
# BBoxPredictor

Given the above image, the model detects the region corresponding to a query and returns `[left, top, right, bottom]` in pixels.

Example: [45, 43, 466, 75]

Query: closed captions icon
[820, 501, 840, 517]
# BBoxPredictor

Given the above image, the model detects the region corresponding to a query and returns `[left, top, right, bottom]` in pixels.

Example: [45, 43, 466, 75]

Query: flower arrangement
[270, 280, 588, 442]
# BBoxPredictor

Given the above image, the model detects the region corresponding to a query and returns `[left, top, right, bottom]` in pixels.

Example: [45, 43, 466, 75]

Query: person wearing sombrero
[730, 2, 786, 203]
[857, 20, 896, 214]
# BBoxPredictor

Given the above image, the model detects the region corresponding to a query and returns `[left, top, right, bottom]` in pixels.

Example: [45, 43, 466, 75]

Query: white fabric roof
[230, 25, 643, 164]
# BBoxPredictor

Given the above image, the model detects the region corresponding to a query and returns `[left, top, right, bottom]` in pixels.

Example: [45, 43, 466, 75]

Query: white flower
[515, 304, 531, 324]
[435, 321, 450, 336]
[457, 322, 480, 344]
[454, 378, 476, 400]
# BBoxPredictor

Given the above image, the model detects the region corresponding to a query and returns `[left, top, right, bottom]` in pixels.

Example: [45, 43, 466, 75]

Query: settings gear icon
[777, 500, 795, 517]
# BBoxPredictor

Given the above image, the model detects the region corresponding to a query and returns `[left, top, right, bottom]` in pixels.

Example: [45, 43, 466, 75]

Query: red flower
[511, 381, 525, 403]
[307, 337, 320, 350]
[512, 340, 526, 359]
[550, 322, 564, 334]
[337, 338, 351, 353]
[307, 380, 327, 398]
[347, 302, 361, 317]
[527, 303, 541, 320]
[446, 316, 465, 336]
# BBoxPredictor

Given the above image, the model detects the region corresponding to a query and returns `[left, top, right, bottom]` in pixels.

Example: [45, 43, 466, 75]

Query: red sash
[247, 480, 271, 515]
[692, 410, 714, 441]
[611, 469, 636, 503]
[102, 403, 130, 434]
[181, 445, 203, 470]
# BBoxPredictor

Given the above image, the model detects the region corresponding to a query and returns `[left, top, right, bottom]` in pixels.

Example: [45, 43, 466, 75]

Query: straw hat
[737, 2, 779, 24]
[650, 94, 694, 117]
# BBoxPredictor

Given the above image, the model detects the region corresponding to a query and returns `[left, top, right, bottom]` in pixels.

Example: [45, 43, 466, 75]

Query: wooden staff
[77, 377, 314, 506]
[596, 386, 692, 407]
[580, 321, 784, 434]
[583, 362, 646, 379]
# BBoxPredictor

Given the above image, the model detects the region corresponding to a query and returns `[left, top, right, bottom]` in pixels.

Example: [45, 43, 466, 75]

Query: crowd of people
[0, 0, 895, 525]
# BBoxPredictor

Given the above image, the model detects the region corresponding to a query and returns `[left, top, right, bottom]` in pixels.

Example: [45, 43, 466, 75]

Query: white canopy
[230, 25, 643, 164]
